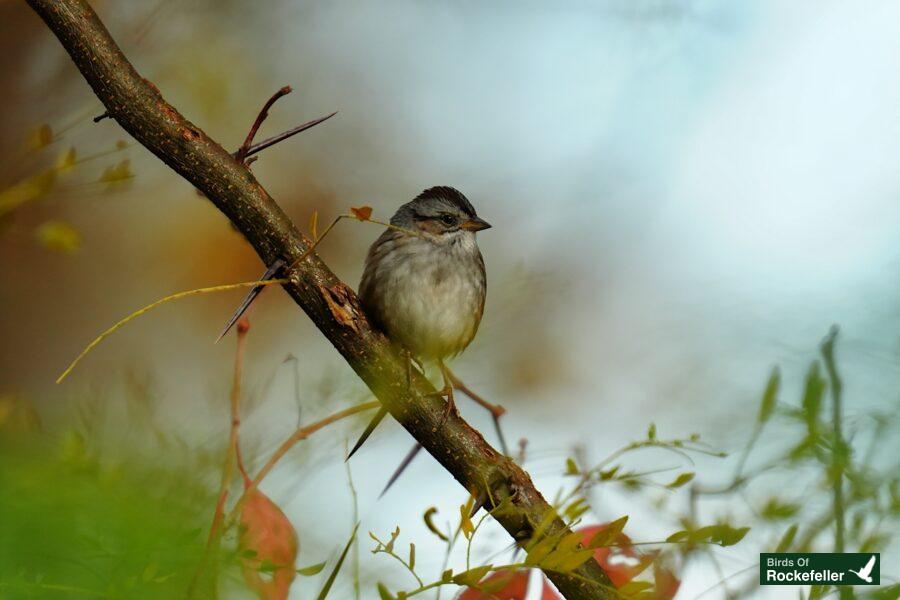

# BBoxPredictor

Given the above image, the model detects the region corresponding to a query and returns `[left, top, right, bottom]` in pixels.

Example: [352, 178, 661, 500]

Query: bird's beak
[461, 216, 491, 232]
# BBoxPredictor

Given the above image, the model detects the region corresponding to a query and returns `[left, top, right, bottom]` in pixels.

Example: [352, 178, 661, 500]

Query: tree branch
[27, 1, 613, 597]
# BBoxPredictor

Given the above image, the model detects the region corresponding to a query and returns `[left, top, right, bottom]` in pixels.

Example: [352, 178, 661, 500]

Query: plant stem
[224, 400, 380, 526]
[820, 326, 846, 553]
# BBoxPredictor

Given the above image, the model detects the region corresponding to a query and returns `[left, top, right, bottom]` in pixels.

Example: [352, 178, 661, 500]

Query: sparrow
[346, 186, 491, 462]
[218, 186, 493, 479]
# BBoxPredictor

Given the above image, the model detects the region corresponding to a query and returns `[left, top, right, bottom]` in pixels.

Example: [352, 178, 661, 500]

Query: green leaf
[297, 562, 326, 576]
[315, 523, 358, 600]
[758, 367, 780, 424]
[453, 565, 492, 587]
[775, 524, 798, 552]
[761, 498, 800, 521]
[555, 548, 595, 572]
[563, 497, 589, 522]
[408, 543, 415, 571]
[565, 458, 580, 475]
[525, 534, 558, 566]
[587, 516, 628, 548]
[619, 581, 653, 595]
[377, 583, 395, 600]
[707, 525, 750, 547]
[809, 584, 830, 600]
[541, 531, 585, 570]
[599, 466, 619, 481]
[666, 472, 695, 489]
[801, 362, 825, 433]
[647, 423, 657, 440]
[441, 569, 454, 583]
[668, 524, 749, 547]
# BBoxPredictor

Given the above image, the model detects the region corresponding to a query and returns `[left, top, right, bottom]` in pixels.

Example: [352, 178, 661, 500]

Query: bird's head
[392, 186, 491, 243]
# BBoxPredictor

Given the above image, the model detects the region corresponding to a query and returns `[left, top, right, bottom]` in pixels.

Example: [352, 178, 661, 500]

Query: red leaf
[350, 205, 373, 221]
[239, 489, 299, 600]
[457, 569, 561, 600]
[653, 563, 681, 600]
[578, 523, 639, 587]
[577, 523, 681, 598]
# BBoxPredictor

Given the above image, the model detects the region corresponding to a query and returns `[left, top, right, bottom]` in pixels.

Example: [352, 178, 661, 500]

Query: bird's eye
[439, 214, 457, 227]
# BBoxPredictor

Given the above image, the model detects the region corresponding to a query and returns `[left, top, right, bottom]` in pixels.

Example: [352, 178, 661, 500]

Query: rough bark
[26, 1, 613, 597]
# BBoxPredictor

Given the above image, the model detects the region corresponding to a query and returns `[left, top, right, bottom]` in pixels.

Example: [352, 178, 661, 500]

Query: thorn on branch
[231, 86, 337, 169]
[238, 111, 338, 161]
[235, 86, 292, 165]
[93, 111, 110, 123]
[470, 487, 489, 518]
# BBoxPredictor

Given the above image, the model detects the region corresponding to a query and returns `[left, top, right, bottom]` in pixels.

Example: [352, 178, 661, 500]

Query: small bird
[347, 186, 491, 460]
[217, 186, 493, 474]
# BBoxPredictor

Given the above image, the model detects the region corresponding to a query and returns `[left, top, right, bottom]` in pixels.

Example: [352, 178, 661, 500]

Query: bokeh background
[2, 1, 898, 598]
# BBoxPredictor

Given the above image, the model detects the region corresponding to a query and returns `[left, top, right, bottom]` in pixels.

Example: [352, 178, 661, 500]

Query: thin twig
[446, 368, 508, 455]
[224, 400, 380, 526]
[190, 317, 251, 595]
[344, 441, 362, 600]
[56, 278, 288, 384]
[216, 317, 250, 531]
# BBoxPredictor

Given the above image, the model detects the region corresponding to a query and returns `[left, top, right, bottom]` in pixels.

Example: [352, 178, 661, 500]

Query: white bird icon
[848, 555, 876, 583]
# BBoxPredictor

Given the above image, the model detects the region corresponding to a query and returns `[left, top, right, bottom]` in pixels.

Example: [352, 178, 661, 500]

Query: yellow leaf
[36, 221, 82, 253]
[350, 205, 373, 221]
[99, 159, 134, 184]
[309, 210, 319, 241]
[0, 170, 57, 217]
[29, 124, 54, 150]
[56, 147, 77, 172]
[459, 501, 475, 540]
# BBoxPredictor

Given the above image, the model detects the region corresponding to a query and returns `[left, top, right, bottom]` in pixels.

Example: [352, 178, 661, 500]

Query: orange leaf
[239, 489, 299, 600]
[350, 205, 372, 221]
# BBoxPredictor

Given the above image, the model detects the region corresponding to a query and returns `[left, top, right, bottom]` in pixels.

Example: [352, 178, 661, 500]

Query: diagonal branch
[27, 1, 613, 597]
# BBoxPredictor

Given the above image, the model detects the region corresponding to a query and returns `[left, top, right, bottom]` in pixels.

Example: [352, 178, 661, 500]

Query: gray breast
[359, 231, 486, 360]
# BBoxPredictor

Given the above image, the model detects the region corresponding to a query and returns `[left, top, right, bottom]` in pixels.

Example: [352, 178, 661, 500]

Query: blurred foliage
[0, 119, 133, 254]
[0, 423, 218, 598]
[366, 329, 897, 600]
